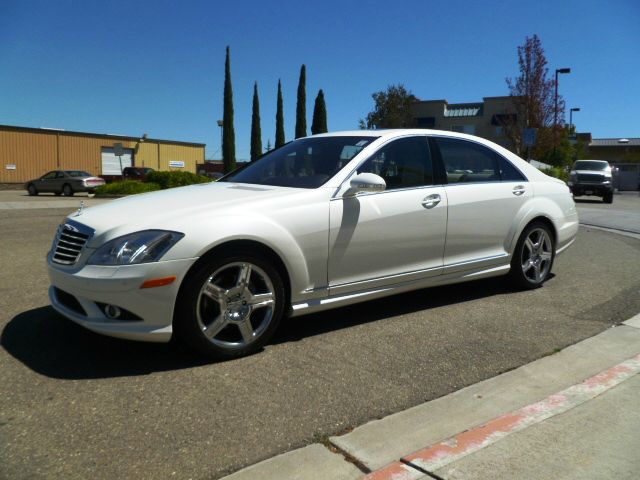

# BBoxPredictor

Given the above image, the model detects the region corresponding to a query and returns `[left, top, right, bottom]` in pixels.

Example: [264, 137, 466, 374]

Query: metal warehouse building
[0, 124, 206, 183]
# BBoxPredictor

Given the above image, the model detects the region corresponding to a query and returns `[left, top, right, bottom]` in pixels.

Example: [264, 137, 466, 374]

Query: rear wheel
[27, 184, 38, 196]
[174, 251, 285, 359]
[62, 184, 74, 196]
[508, 222, 555, 289]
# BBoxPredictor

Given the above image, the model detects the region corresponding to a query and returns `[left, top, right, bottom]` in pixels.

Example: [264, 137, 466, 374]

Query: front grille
[51, 220, 94, 265]
[577, 173, 605, 183]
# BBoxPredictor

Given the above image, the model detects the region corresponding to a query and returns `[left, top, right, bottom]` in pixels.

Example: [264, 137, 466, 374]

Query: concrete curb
[221, 318, 640, 480]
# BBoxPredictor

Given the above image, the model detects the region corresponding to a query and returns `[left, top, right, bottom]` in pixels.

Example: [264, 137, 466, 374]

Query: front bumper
[568, 182, 613, 196]
[48, 256, 197, 342]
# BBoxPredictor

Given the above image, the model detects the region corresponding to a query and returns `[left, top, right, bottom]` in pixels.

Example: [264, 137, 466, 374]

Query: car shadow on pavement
[273, 276, 530, 344]
[573, 198, 607, 204]
[2, 277, 531, 380]
[1, 306, 209, 380]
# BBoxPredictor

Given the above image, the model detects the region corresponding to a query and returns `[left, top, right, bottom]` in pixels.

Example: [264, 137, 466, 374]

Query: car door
[431, 136, 530, 273]
[328, 135, 447, 295]
[36, 171, 58, 192]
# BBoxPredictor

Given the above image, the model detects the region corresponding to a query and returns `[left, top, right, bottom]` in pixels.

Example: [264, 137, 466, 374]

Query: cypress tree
[275, 79, 285, 148]
[295, 65, 307, 138]
[222, 46, 236, 173]
[311, 89, 328, 134]
[250, 81, 262, 161]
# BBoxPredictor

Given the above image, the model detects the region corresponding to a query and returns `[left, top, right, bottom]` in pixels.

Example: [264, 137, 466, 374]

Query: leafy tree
[222, 46, 236, 173]
[250, 82, 262, 161]
[295, 65, 307, 138]
[266, 139, 272, 152]
[359, 84, 418, 129]
[311, 89, 328, 134]
[275, 79, 285, 148]
[502, 34, 564, 161]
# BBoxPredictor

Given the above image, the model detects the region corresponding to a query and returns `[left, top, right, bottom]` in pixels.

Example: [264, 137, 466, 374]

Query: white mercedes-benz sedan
[48, 130, 578, 358]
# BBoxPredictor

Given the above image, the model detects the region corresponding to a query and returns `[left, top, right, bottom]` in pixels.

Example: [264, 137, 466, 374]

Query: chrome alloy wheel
[196, 262, 275, 348]
[521, 228, 553, 283]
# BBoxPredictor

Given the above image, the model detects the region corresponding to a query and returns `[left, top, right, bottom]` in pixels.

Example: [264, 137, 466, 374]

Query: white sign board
[5, 164, 16, 170]
[169, 160, 185, 168]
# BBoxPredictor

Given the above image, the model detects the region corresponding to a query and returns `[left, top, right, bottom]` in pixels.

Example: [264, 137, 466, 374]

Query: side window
[358, 136, 433, 190]
[41, 171, 57, 179]
[499, 157, 526, 181]
[435, 138, 500, 184]
[56, 171, 66, 178]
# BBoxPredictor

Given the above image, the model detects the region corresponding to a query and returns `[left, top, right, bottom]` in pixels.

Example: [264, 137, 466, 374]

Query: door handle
[512, 185, 526, 196]
[422, 193, 441, 209]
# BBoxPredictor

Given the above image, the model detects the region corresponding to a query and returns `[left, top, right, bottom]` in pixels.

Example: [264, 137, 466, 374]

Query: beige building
[411, 96, 517, 148]
[0, 124, 205, 183]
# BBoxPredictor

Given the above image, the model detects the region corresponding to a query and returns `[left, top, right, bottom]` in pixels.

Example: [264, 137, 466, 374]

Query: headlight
[88, 230, 184, 266]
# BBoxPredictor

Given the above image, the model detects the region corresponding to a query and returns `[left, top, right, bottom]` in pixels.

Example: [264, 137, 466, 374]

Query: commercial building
[583, 136, 640, 191]
[411, 96, 517, 148]
[0, 124, 205, 183]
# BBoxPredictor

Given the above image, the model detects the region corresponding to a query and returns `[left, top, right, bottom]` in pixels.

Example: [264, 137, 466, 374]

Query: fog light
[104, 304, 122, 319]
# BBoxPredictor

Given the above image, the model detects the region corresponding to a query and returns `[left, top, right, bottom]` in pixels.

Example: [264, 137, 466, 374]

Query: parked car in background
[25, 170, 105, 196]
[568, 160, 614, 203]
[47, 130, 578, 359]
[123, 167, 154, 181]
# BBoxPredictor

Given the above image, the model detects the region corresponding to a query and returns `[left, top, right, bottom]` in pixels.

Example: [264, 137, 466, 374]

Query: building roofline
[0, 124, 206, 147]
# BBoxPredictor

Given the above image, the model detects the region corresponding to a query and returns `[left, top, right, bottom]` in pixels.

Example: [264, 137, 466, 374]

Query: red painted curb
[364, 353, 640, 479]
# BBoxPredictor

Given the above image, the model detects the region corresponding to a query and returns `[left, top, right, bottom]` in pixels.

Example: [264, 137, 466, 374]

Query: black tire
[62, 184, 74, 196]
[174, 250, 286, 359]
[603, 192, 613, 204]
[54, 191, 62, 196]
[27, 184, 38, 196]
[508, 221, 555, 290]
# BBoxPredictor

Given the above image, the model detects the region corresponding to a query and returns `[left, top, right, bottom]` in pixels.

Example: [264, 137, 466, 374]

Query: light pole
[216, 120, 223, 158]
[554, 67, 571, 158]
[569, 107, 580, 137]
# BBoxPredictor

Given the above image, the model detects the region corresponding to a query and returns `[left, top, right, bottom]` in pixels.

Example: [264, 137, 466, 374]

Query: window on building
[451, 125, 476, 135]
[416, 117, 435, 128]
[358, 136, 433, 190]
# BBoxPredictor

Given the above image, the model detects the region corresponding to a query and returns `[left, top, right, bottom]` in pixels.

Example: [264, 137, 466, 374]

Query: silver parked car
[25, 170, 105, 196]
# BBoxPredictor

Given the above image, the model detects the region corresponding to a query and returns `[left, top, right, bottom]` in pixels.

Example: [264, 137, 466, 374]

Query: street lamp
[569, 107, 580, 137]
[554, 67, 571, 157]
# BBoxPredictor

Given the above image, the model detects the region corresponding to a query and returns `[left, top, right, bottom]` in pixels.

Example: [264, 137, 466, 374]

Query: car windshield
[220, 136, 378, 188]
[67, 171, 92, 177]
[573, 161, 608, 171]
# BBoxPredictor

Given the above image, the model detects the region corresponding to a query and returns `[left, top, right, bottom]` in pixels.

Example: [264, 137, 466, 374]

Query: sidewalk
[222, 313, 640, 480]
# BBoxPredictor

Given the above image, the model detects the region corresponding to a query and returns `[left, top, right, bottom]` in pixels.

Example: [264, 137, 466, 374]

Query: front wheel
[603, 192, 613, 204]
[27, 184, 38, 196]
[174, 251, 285, 359]
[508, 222, 555, 289]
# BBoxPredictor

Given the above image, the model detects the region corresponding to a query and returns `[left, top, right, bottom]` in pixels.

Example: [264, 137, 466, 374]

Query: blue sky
[1, 0, 638, 159]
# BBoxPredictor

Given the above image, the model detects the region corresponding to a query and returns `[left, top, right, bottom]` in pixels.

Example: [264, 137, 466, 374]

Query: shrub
[540, 166, 569, 183]
[146, 171, 211, 189]
[95, 180, 161, 196]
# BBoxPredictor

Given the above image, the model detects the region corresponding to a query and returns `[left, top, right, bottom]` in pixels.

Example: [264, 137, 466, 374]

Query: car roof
[309, 128, 497, 143]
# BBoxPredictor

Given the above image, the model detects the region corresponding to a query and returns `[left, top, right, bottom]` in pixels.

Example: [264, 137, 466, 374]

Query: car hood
[70, 182, 312, 241]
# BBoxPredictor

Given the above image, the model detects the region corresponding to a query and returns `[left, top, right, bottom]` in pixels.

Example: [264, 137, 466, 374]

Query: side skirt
[289, 262, 510, 317]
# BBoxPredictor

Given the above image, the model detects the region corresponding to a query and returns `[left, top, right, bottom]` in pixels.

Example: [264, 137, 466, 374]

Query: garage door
[101, 147, 133, 175]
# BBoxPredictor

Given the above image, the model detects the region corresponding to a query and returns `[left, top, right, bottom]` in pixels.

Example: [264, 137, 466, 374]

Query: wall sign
[5, 164, 16, 170]
[169, 160, 185, 168]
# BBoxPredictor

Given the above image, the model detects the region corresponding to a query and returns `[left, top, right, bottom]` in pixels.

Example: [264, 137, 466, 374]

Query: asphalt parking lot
[1, 192, 640, 479]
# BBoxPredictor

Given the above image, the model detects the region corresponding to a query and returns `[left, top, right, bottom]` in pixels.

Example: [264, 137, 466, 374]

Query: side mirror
[344, 173, 386, 196]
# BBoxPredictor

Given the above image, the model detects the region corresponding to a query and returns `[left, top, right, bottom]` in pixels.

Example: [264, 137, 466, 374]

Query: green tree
[250, 81, 262, 161]
[359, 84, 417, 129]
[222, 46, 236, 173]
[275, 79, 285, 148]
[295, 65, 307, 138]
[311, 89, 328, 134]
